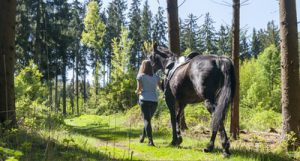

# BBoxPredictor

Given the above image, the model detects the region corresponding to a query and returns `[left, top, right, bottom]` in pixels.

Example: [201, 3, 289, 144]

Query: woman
[136, 60, 161, 146]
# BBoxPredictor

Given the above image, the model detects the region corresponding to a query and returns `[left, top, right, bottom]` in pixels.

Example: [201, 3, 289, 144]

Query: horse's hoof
[203, 145, 214, 153]
[222, 150, 231, 158]
[177, 136, 183, 145]
[170, 139, 181, 146]
[170, 140, 177, 146]
[203, 148, 211, 153]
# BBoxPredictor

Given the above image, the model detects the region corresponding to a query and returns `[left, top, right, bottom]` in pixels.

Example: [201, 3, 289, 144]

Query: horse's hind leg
[204, 99, 216, 152]
[219, 123, 231, 157]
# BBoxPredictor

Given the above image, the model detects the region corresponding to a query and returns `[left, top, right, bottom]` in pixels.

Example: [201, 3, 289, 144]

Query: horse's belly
[177, 88, 203, 104]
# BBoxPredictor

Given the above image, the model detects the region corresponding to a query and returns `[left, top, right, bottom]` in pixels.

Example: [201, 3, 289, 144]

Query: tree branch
[178, 0, 186, 8]
[210, 0, 231, 7]
[210, 0, 250, 7]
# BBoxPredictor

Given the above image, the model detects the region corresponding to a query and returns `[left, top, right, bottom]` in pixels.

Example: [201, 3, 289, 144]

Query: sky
[101, 0, 300, 31]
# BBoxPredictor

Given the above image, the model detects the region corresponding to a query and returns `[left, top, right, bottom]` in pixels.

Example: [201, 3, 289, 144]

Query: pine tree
[81, 0, 106, 95]
[167, 0, 180, 55]
[199, 13, 217, 54]
[70, 0, 85, 115]
[0, 0, 17, 126]
[216, 25, 231, 56]
[251, 28, 263, 58]
[152, 6, 167, 46]
[141, 0, 152, 43]
[57, 0, 72, 115]
[181, 14, 199, 52]
[231, 0, 240, 140]
[264, 21, 280, 48]
[104, 0, 127, 81]
[128, 0, 142, 68]
[240, 30, 250, 60]
[279, 0, 300, 148]
[15, 0, 33, 70]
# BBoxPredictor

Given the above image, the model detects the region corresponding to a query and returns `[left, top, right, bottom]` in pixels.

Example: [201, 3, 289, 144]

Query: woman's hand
[135, 89, 141, 95]
[136, 80, 142, 95]
[158, 79, 164, 91]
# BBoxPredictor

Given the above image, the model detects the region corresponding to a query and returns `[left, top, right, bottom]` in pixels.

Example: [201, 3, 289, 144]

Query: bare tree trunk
[34, 0, 41, 67]
[62, 55, 67, 115]
[70, 68, 75, 114]
[54, 71, 59, 112]
[230, 0, 240, 140]
[167, 0, 180, 56]
[49, 80, 53, 110]
[0, 0, 17, 127]
[76, 49, 79, 115]
[279, 0, 300, 148]
[83, 64, 87, 103]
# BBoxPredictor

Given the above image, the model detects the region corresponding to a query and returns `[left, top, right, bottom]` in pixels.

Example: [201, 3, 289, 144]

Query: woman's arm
[135, 80, 142, 94]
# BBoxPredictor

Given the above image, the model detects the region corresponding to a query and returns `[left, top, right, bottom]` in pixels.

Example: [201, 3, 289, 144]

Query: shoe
[148, 139, 155, 146]
[139, 135, 145, 143]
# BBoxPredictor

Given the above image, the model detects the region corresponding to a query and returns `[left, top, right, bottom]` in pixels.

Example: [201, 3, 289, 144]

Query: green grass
[0, 112, 296, 161]
[62, 114, 292, 161]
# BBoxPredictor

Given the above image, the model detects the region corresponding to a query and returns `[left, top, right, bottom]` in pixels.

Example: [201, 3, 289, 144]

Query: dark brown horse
[149, 44, 235, 156]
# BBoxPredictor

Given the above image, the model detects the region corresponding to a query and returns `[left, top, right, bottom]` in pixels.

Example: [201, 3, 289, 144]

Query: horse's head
[149, 43, 175, 73]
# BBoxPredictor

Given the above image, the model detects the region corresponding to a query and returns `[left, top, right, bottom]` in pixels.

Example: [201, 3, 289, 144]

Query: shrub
[15, 61, 47, 117]
[241, 108, 281, 131]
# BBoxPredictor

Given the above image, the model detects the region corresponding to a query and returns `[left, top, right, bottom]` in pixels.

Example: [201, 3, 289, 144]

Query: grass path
[57, 114, 291, 161]
[1, 113, 296, 161]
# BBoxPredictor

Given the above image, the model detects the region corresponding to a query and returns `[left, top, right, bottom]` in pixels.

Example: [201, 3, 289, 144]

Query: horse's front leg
[175, 102, 187, 145]
[165, 92, 180, 146]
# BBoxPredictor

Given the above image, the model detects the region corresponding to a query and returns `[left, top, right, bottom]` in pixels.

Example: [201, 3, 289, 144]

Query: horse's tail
[212, 57, 236, 132]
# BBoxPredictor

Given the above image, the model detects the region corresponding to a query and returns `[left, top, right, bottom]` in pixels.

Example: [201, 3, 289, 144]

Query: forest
[0, 0, 300, 160]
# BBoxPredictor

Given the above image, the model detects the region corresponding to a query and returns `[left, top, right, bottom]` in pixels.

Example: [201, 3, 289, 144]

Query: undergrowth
[0, 104, 298, 161]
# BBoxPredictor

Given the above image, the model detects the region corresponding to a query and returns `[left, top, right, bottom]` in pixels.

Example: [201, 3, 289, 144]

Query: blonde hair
[138, 60, 153, 76]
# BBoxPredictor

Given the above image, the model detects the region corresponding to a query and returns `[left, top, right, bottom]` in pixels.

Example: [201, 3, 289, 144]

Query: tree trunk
[0, 0, 17, 127]
[166, 0, 180, 56]
[71, 68, 75, 114]
[83, 62, 87, 103]
[76, 48, 79, 115]
[230, 0, 240, 140]
[54, 70, 59, 112]
[34, 0, 41, 67]
[49, 80, 53, 110]
[279, 0, 300, 148]
[62, 54, 67, 115]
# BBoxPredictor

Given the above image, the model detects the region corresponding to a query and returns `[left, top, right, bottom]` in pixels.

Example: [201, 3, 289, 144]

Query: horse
[149, 44, 236, 157]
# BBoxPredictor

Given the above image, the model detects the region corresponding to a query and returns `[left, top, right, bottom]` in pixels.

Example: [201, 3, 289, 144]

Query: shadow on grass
[2, 129, 133, 161]
[177, 145, 292, 161]
[65, 123, 169, 142]
[229, 147, 293, 161]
